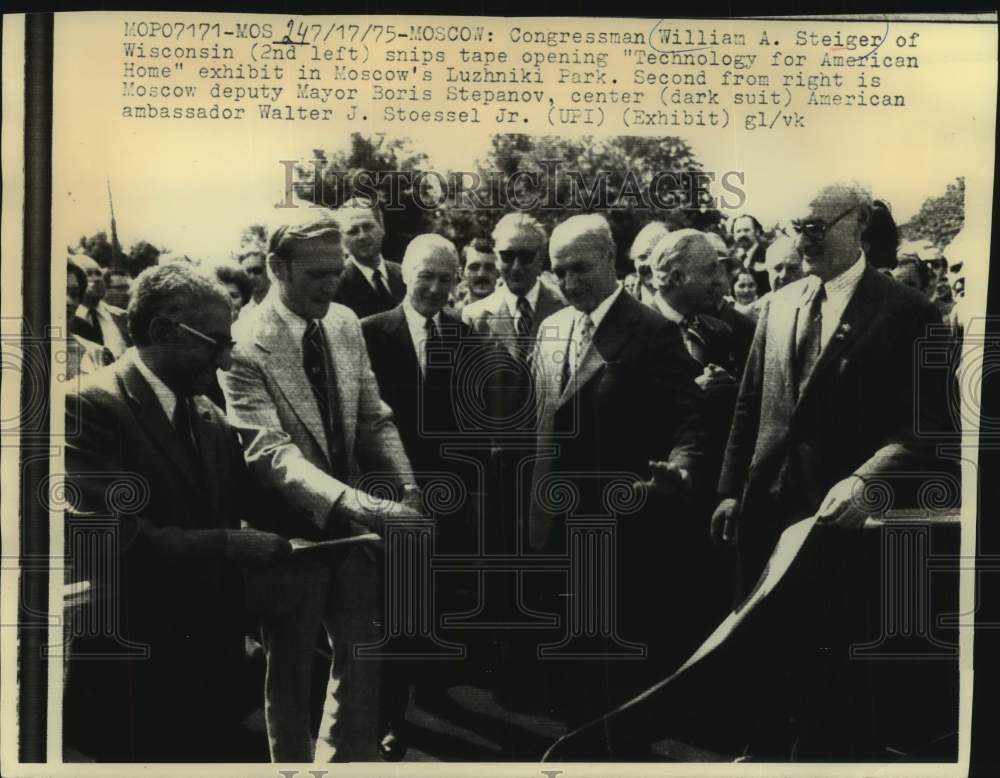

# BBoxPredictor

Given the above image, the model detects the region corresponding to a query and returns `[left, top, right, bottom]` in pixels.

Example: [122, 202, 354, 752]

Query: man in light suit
[332, 197, 406, 319]
[221, 214, 422, 762]
[711, 182, 953, 759]
[63, 263, 291, 761]
[530, 214, 705, 751]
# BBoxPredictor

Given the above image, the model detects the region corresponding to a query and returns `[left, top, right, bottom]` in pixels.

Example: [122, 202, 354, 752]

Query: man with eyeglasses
[220, 213, 421, 762]
[332, 196, 406, 319]
[63, 262, 291, 761]
[710, 182, 953, 760]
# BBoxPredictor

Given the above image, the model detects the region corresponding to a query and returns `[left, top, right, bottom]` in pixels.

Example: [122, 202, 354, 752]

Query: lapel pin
[835, 323, 853, 341]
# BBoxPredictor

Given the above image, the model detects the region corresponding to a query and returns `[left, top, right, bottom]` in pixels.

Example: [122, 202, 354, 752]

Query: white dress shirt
[402, 298, 442, 376]
[348, 255, 391, 291]
[812, 251, 867, 349]
[76, 301, 127, 358]
[500, 278, 542, 325]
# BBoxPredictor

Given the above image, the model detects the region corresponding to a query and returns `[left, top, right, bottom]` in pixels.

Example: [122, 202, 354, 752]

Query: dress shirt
[402, 298, 442, 376]
[500, 278, 541, 322]
[812, 251, 866, 349]
[348, 254, 391, 291]
[272, 294, 309, 344]
[76, 301, 127, 358]
[132, 348, 178, 422]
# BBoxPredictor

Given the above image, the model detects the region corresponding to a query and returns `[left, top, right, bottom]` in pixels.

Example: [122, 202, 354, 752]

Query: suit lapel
[557, 293, 637, 409]
[386, 263, 406, 301]
[491, 298, 520, 358]
[117, 357, 202, 490]
[386, 305, 420, 381]
[256, 305, 331, 463]
[794, 267, 879, 412]
[189, 398, 228, 527]
[322, 312, 355, 459]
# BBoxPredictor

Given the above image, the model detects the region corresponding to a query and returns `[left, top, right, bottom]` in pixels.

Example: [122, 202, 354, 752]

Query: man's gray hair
[492, 212, 547, 245]
[649, 228, 716, 273]
[401, 234, 459, 281]
[128, 263, 231, 346]
[630, 221, 670, 260]
[550, 213, 615, 258]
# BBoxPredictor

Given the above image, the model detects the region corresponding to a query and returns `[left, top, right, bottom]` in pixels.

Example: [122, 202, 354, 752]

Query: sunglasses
[498, 249, 537, 266]
[790, 203, 860, 241]
[244, 265, 266, 275]
[173, 320, 236, 357]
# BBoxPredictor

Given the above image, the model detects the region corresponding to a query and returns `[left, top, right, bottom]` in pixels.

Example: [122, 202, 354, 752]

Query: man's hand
[695, 363, 738, 393]
[634, 460, 692, 499]
[337, 488, 425, 535]
[815, 475, 868, 530]
[223, 529, 292, 568]
[710, 497, 740, 546]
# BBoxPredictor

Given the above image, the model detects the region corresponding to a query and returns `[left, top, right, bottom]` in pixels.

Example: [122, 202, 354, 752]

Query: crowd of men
[62, 183, 963, 762]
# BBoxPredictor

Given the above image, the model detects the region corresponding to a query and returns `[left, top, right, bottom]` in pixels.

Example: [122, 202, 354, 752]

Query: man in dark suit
[711, 183, 953, 759]
[69, 253, 132, 359]
[361, 233, 472, 759]
[530, 214, 705, 751]
[332, 197, 406, 319]
[221, 213, 421, 762]
[63, 263, 291, 761]
[731, 214, 770, 295]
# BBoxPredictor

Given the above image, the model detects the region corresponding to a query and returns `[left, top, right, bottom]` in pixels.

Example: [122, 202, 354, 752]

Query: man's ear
[147, 316, 173, 346]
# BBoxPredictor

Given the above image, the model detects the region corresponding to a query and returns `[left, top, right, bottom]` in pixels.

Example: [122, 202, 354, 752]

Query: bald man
[70, 254, 132, 358]
[712, 182, 953, 759]
[360, 234, 474, 758]
[530, 214, 705, 753]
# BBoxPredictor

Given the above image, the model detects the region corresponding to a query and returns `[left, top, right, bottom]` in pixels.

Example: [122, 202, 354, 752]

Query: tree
[127, 241, 162, 276]
[900, 177, 965, 249]
[294, 134, 431, 262]
[435, 134, 704, 274]
[70, 231, 114, 267]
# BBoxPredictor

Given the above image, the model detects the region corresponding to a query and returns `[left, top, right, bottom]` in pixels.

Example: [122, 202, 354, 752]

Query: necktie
[303, 320, 332, 436]
[559, 314, 594, 395]
[515, 296, 533, 360]
[795, 284, 826, 397]
[87, 308, 104, 345]
[372, 268, 394, 308]
[172, 397, 200, 465]
[681, 315, 708, 365]
[424, 315, 441, 375]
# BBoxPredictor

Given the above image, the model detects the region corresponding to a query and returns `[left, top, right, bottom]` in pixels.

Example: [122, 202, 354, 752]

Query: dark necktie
[795, 284, 826, 397]
[87, 308, 104, 345]
[424, 315, 441, 374]
[515, 295, 533, 360]
[172, 396, 200, 465]
[303, 320, 332, 436]
[372, 268, 394, 308]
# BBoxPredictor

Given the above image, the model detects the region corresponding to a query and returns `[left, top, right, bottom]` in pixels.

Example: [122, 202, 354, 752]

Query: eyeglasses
[244, 265, 265, 276]
[790, 203, 860, 242]
[175, 320, 236, 357]
[498, 249, 537, 266]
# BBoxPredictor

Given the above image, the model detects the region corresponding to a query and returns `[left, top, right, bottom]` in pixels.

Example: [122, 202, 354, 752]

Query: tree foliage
[900, 177, 965, 248]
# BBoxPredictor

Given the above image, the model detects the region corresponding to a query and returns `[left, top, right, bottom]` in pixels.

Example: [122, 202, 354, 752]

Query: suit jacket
[332, 258, 406, 320]
[71, 303, 132, 355]
[361, 305, 471, 477]
[530, 291, 705, 553]
[461, 282, 566, 344]
[63, 351, 252, 759]
[220, 297, 413, 541]
[740, 243, 770, 295]
[718, 266, 952, 567]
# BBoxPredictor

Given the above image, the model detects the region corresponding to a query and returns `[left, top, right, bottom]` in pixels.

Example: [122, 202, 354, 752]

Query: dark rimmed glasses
[790, 203, 861, 242]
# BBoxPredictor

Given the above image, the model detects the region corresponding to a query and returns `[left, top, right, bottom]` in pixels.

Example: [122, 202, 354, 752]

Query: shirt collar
[583, 283, 624, 330]
[819, 250, 867, 300]
[132, 348, 178, 421]
[272, 294, 310, 342]
[501, 278, 541, 315]
[402, 297, 440, 331]
[652, 295, 686, 325]
[349, 254, 389, 285]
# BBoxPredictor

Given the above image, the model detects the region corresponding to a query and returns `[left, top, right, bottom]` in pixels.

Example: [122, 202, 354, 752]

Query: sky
[51, 13, 996, 266]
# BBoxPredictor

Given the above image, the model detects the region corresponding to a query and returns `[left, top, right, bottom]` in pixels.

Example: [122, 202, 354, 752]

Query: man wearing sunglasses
[63, 263, 291, 761]
[710, 182, 953, 760]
